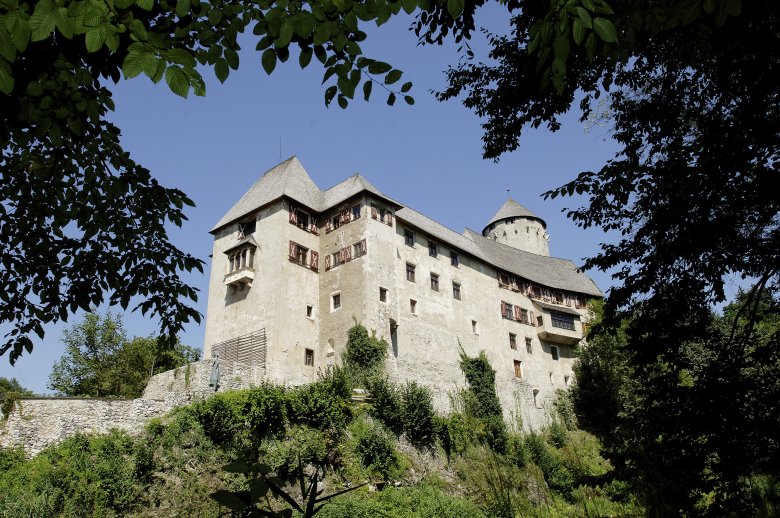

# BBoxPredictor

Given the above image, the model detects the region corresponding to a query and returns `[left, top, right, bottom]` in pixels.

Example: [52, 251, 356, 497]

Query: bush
[459, 350, 507, 453]
[367, 375, 403, 435]
[287, 371, 352, 432]
[401, 381, 436, 450]
[547, 420, 568, 448]
[265, 425, 330, 481]
[525, 432, 575, 496]
[344, 324, 388, 385]
[506, 433, 528, 469]
[355, 427, 399, 481]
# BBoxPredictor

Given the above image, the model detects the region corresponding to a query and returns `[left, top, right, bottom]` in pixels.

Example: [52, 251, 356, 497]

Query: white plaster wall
[487, 218, 550, 256]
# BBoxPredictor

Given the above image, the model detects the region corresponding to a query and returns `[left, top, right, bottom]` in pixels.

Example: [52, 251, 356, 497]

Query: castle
[203, 157, 601, 429]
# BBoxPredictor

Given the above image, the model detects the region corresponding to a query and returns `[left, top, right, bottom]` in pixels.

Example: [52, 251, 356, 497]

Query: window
[501, 301, 514, 320]
[404, 229, 414, 247]
[430, 273, 439, 292]
[472, 320, 478, 334]
[331, 252, 341, 268]
[289, 241, 307, 266]
[520, 308, 529, 325]
[406, 263, 416, 282]
[537, 315, 544, 327]
[309, 251, 319, 272]
[551, 345, 559, 361]
[332, 293, 341, 311]
[525, 337, 533, 354]
[305, 348, 314, 367]
[509, 333, 517, 349]
[533, 388, 540, 408]
[352, 204, 361, 220]
[353, 239, 367, 258]
[238, 220, 256, 238]
[550, 311, 576, 331]
[410, 299, 417, 315]
[514, 360, 523, 379]
[452, 282, 461, 300]
[428, 241, 438, 258]
[306, 305, 313, 318]
[228, 247, 254, 273]
[379, 287, 388, 302]
[450, 252, 459, 267]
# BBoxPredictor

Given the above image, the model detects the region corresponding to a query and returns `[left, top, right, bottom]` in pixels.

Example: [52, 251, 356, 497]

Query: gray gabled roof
[484, 198, 546, 232]
[211, 157, 398, 233]
[462, 229, 602, 297]
[394, 207, 601, 297]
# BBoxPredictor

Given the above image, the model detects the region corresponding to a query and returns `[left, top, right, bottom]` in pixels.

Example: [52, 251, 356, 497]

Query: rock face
[0, 359, 265, 456]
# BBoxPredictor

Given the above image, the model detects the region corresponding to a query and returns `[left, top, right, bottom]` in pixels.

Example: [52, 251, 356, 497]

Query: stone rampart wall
[0, 359, 266, 456]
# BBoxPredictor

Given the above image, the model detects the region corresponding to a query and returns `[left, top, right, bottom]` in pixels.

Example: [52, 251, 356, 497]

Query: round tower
[482, 198, 549, 256]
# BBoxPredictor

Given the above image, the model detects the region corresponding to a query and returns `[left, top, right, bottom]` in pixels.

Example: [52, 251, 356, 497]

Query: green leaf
[553, 34, 570, 61]
[122, 51, 144, 79]
[401, 0, 416, 14]
[84, 27, 105, 52]
[276, 21, 293, 48]
[7, 12, 32, 52]
[585, 32, 596, 61]
[576, 7, 592, 28]
[207, 8, 222, 25]
[404, 95, 414, 105]
[29, 0, 55, 42]
[447, 0, 464, 19]
[165, 65, 190, 98]
[401, 81, 412, 93]
[175, 0, 190, 17]
[384, 69, 402, 85]
[168, 48, 196, 67]
[135, 0, 153, 11]
[703, 0, 716, 13]
[129, 19, 148, 41]
[593, 17, 617, 43]
[572, 19, 586, 46]
[214, 58, 229, 82]
[324, 85, 337, 106]
[224, 49, 239, 69]
[363, 79, 372, 101]
[210, 490, 248, 511]
[337, 94, 347, 109]
[141, 53, 160, 78]
[0, 28, 16, 61]
[387, 92, 395, 106]
[261, 48, 276, 74]
[52, 8, 74, 39]
[299, 48, 312, 68]
[0, 60, 13, 94]
[367, 61, 391, 75]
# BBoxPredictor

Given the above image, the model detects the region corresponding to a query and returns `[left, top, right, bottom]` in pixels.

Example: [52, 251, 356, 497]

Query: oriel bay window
[228, 247, 254, 273]
[550, 311, 576, 331]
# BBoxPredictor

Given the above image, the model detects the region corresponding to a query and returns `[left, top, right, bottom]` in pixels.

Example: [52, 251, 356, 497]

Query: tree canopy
[0, 376, 34, 397]
[48, 311, 200, 397]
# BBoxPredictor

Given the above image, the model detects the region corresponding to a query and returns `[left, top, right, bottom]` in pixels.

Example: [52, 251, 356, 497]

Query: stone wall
[0, 359, 265, 456]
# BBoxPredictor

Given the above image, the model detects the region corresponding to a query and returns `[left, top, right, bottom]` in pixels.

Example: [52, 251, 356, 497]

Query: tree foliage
[48, 311, 200, 397]
[572, 288, 780, 515]
[0, 376, 34, 397]
[459, 349, 507, 453]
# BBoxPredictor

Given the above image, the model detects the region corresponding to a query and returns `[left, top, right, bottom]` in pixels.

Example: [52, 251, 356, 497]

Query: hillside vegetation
[0, 325, 641, 517]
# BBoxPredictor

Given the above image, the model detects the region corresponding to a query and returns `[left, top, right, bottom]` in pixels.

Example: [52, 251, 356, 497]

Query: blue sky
[1, 6, 623, 393]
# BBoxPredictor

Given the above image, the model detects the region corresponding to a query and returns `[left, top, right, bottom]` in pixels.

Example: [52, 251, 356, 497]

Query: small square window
[305, 348, 314, 366]
[332, 293, 341, 311]
[428, 241, 438, 258]
[406, 263, 416, 282]
[379, 287, 388, 302]
[352, 204, 361, 220]
[551, 345, 559, 361]
[509, 333, 517, 350]
[472, 320, 478, 334]
[526, 338, 533, 354]
[306, 305, 313, 318]
[238, 220, 256, 238]
[450, 252, 459, 267]
[430, 273, 439, 292]
[410, 299, 417, 315]
[404, 229, 414, 247]
[514, 360, 523, 379]
[452, 282, 461, 300]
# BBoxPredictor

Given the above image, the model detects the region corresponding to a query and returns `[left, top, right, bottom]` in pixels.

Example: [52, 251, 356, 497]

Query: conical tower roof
[483, 198, 546, 234]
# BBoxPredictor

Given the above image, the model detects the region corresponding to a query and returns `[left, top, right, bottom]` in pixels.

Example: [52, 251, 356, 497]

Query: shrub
[401, 381, 436, 450]
[525, 432, 575, 496]
[265, 425, 331, 481]
[344, 324, 388, 385]
[287, 372, 352, 432]
[547, 420, 568, 449]
[459, 350, 508, 453]
[506, 433, 528, 469]
[367, 375, 403, 435]
[553, 389, 578, 431]
[355, 427, 399, 481]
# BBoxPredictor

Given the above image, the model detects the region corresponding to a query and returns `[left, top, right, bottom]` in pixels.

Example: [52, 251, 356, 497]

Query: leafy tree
[48, 311, 199, 397]
[572, 288, 780, 515]
[459, 349, 507, 453]
[0, 376, 34, 397]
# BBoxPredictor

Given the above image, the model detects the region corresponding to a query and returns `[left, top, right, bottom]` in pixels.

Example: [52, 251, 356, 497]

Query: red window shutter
[514, 306, 522, 321]
[324, 254, 332, 270]
[371, 206, 378, 219]
[529, 311, 536, 325]
[501, 301, 507, 317]
[326, 219, 333, 233]
[310, 251, 319, 271]
[289, 209, 298, 224]
[386, 212, 393, 225]
[289, 241, 296, 260]
[345, 246, 352, 261]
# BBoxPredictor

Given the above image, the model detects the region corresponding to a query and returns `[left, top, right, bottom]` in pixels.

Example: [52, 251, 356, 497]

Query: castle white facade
[203, 158, 601, 429]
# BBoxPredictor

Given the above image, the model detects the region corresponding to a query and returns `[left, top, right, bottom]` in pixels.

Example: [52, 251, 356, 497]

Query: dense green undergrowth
[0, 325, 643, 516]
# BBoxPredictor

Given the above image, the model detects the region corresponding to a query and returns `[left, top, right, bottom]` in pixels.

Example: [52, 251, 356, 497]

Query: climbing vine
[459, 349, 507, 452]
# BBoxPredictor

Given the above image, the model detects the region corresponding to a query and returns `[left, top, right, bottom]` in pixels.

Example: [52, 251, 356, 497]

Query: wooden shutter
[326, 219, 333, 233]
[289, 209, 298, 224]
[514, 306, 522, 321]
[386, 212, 393, 225]
[310, 251, 319, 271]
[288, 241, 297, 260]
[345, 246, 352, 261]
[501, 301, 507, 317]
[309, 218, 319, 235]
[529, 311, 536, 325]
[359, 239, 367, 256]
[324, 254, 332, 270]
[371, 205, 378, 219]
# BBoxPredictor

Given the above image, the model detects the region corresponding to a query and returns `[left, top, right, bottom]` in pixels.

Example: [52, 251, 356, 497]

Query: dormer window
[238, 220, 256, 238]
